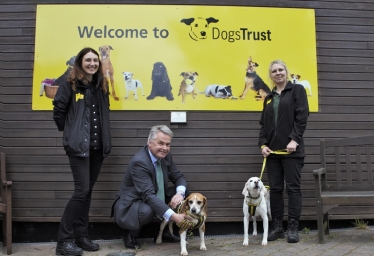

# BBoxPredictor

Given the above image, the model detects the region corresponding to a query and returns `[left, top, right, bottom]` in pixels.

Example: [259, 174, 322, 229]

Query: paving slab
[4, 227, 374, 256]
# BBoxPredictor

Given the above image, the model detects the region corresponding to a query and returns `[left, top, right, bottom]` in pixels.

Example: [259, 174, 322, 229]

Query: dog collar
[246, 198, 262, 216]
[176, 203, 205, 231]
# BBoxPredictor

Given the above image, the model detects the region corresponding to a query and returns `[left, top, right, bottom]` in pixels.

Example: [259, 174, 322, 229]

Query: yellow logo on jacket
[76, 93, 84, 101]
[266, 99, 272, 105]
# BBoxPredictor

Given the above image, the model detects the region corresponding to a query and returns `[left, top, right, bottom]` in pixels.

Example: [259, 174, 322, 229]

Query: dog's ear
[194, 72, 199, 76]
[181, 18, 195, 26]
[248, 56, 252, 62]
[242, 183, 249, 196]
[180, 72, 186, 76]
[290, 74, 294, 77]
[297, 75, 301, 79]
[109, 46, 113, 50]
[179, 196, 190, 213]
[254, 62, 259, 67]
[206, 17, 219, 24]
[202, 196, 208, 213]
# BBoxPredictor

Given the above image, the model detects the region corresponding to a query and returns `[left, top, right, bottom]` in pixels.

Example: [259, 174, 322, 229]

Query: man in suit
[112, 125, 190, 249]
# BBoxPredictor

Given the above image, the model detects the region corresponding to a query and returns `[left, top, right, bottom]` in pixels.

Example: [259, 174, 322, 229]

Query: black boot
[56, 241, 83, 256]
[287, 218, 299, 243]
[267, 218, 285, 241]
[75, 237, 99, 251]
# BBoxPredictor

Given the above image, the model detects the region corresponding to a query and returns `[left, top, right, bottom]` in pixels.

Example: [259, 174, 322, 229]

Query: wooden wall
[1, 0, 374, 226]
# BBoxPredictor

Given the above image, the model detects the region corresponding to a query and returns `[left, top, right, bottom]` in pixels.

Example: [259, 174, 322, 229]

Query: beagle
[156, 192, 208, 255]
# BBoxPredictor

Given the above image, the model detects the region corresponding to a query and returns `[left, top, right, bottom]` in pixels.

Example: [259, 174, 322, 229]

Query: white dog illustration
[290, 74, 312, 96]
[122, 72, 145, 100]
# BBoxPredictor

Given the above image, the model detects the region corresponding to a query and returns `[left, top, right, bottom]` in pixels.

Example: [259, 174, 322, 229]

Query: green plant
[302, 227, 310, 234]
[353, 219, 368, 229]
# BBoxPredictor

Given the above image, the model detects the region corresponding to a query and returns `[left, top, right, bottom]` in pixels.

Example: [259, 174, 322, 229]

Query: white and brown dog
[156, 192, 207, 255]
[242, 177, 271, 246]
[178, 71, 199, 103]
[290, 74, 312, 96]
[122, 71, 144, 100]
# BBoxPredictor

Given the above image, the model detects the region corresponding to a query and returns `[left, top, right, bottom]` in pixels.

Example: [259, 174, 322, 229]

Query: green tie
[156, 160, 165, 201]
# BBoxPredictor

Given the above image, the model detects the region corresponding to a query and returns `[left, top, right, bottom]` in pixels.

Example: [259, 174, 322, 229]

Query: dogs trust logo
[180, 17, 219, 41]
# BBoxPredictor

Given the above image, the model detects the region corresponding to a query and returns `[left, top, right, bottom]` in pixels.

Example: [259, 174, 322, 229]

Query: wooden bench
[313, 135, 374, 244]
[1, 152, 12, 255]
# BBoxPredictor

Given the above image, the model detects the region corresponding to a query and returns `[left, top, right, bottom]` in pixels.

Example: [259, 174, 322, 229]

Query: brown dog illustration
[239, 56, 271, 101]
[178, 71, 198, 103]
[99, 45, 119, 101]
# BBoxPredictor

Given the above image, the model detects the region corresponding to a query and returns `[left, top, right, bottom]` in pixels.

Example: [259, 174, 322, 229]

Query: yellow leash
[259, 149, 290, 180]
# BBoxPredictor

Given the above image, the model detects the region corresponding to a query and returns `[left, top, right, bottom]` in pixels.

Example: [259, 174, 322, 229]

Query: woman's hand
[261, 146, 272, 157]
[287, 140, 298, 153]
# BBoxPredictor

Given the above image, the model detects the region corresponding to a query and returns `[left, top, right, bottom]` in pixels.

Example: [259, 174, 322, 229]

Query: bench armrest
[313, 167, 326, 177]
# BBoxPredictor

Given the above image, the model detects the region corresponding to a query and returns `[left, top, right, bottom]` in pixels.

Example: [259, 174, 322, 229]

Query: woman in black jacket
[53, 47, 111, 256]
[259, 60, 309, 244]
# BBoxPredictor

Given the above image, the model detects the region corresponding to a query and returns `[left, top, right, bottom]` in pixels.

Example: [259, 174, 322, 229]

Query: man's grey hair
[147, 125, 174, 143]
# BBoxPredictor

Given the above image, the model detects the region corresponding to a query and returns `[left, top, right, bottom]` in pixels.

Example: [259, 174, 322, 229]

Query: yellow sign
[32, 5, 318, 111]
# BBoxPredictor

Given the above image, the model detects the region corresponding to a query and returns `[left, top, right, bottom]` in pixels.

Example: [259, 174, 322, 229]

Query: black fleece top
[258, 81, 309, 158]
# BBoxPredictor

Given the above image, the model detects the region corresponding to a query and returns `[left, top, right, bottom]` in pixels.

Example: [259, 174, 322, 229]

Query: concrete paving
[5, 227, 374, 256]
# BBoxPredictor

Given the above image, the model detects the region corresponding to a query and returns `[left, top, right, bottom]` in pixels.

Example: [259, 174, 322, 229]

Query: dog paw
[200, 245, 207, 251]
[261, 240, 268, 246]
[252, 232, 257, 237]
[155, 238, 162, 244]
[181, 250, 188, 255]
[243, 240, 249, 246]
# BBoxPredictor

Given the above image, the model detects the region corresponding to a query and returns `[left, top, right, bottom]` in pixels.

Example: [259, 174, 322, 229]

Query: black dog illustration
[181, 17, 219, 41]
[147, 62, 174, 101]
[53, 56, 76, 86]
[40, 56, 75, 96]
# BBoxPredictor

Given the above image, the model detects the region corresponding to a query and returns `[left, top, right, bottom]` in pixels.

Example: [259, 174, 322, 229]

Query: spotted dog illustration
[181, 17, 219, 41]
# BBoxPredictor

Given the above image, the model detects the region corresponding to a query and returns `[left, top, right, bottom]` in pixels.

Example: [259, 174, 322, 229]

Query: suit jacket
[112, 145, 187, 230]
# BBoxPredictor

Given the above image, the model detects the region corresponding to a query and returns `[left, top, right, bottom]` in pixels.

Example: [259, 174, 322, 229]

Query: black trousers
[266, 156, 304, 221]
[57, 149, 104, 242]
[128, 187, 189, 237]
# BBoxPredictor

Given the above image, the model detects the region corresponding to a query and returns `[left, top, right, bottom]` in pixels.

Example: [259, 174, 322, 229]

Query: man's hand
[169, 193, 183, 209]
[171, 213, 192, 226]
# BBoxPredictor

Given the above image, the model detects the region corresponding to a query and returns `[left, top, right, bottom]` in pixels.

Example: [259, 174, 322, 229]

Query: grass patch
[353, 219, 368, 230]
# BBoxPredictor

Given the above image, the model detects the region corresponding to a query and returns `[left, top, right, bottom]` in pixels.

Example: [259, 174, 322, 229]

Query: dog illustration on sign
[122, 72, 144, 100]
[290, 74, 312, 96]
[147, 62, 174, 101]
[178, 71, 199, 103]
[40, 55, 76, 98]
[181, 17, 219, 41]
[240, 56, 271, 101]
[99, 45, 119, 101]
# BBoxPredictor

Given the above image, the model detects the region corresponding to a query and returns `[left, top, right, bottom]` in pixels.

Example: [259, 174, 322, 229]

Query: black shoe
[161, 230, 180, 243]
[268, 218, 285, 241]
[287, 218, 299, 243]
[56, 241, 83, 256]
[123, 232, 140, 249]
[75, 236, 99, 251]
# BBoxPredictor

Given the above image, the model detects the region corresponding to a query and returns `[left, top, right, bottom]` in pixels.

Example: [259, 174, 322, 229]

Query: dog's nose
[191, 208, 196, 214]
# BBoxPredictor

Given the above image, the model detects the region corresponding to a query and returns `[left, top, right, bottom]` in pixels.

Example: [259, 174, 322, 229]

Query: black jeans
[57, 149, 104, 242]
[266, 156, 304, 221]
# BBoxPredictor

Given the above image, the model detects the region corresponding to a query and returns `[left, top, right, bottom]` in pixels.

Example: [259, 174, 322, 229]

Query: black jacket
[259, 81, 309, 157]
[53, 79, 111, 157]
